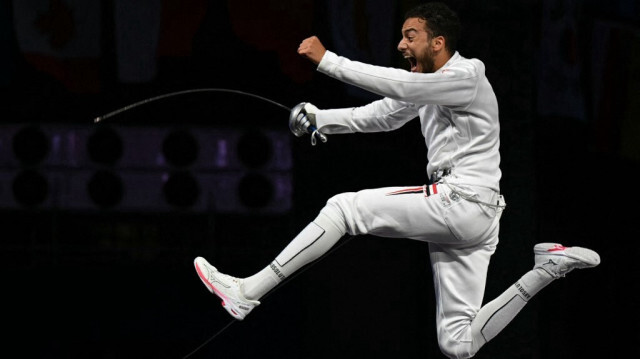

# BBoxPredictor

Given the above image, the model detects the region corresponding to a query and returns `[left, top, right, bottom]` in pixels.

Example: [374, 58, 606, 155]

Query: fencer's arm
[316, 98, 418, 134]
[317, 50, 478, 108]
[296, 36, 418, 135]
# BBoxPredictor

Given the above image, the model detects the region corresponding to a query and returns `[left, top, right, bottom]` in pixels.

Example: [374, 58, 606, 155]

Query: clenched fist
[297, 36, 327, 65]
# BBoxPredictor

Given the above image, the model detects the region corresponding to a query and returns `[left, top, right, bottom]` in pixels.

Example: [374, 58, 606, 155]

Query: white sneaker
[194, 257, 260, 320]
[533, 243, 600, 278]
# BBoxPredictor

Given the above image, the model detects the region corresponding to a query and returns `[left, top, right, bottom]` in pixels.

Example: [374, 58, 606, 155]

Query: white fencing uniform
[203, 47, 596, 359]
[196, 30, 598, 359]
[313, 50, 506, 357]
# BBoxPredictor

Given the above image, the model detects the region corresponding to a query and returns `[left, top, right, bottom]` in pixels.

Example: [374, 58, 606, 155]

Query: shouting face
[397, 17, 438, 73]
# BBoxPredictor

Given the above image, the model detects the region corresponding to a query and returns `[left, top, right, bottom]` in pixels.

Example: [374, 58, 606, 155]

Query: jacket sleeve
[315, 97, 419, 134]
[317, 51, 479, 108]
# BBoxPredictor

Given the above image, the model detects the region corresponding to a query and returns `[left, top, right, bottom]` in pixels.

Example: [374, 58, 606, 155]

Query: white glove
[301, 103, 319, 128]
[288, 102, 327, 145]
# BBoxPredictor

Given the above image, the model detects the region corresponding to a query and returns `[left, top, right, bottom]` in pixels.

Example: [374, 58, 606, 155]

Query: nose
[397, 38, 407, 52]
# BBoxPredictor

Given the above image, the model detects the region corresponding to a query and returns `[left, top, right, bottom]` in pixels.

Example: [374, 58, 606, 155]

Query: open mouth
[405, 56, 417, 72]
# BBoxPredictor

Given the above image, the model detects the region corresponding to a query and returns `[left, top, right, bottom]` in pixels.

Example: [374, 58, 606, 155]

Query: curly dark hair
[405, 2, 461, 54]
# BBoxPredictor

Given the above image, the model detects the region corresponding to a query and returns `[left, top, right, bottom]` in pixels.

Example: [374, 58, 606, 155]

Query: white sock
[242, 212, 346, 301]
[469, 268, 555, 353]
[241, 266, 280, 302]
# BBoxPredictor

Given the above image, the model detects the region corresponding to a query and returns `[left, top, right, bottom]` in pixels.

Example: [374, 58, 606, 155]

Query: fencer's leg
[195, 206, 347, 320]
[467, 243, 601, 356]
[429, 241, 496, 359]
[242, 210, 346, 301]
[465, 267, 551, 356]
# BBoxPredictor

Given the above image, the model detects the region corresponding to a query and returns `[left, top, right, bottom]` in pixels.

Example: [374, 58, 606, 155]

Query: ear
[432, 35, 446, 51]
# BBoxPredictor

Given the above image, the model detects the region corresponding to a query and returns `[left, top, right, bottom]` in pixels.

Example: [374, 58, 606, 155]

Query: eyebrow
[402, 28, 419, 35]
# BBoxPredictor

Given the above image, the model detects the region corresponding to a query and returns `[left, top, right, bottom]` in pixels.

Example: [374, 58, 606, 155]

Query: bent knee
[322, 192, 367, 235]
[326, 192, 356, 207]
[319, 193, 356, 233]
[437, 330, 481, 359]
[438, 341, 475, 359]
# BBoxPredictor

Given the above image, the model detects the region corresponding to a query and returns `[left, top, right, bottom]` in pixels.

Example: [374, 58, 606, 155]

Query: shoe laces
[214, 271, 239, 284]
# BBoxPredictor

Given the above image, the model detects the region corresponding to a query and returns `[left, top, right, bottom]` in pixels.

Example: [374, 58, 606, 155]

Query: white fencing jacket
[315, 50, 501, 192]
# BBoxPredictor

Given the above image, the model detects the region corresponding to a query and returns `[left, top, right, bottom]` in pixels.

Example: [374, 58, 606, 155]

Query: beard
[419, 46, 436, 73]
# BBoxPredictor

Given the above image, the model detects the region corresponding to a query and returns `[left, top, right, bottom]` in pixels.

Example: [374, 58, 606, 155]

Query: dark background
[2, 0, 639, 358]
